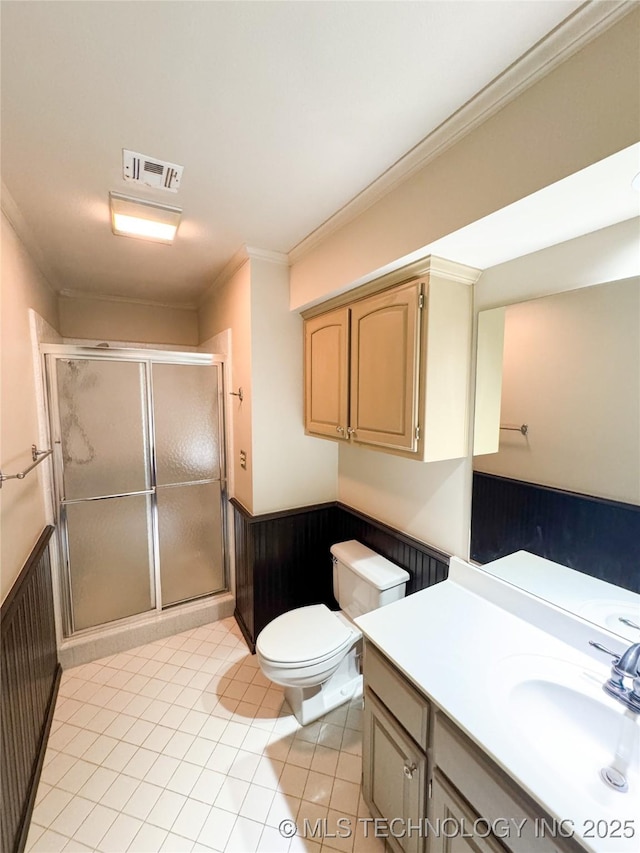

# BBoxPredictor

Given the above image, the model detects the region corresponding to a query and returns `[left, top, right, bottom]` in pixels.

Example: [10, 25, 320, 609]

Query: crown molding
[197, 243, 289, 308]
[301, 254, 482, 319]
[1, 181, 60, 295]
[245, 245, 289, 266]
[288, 0, 634, 264]
[58, 289, 197, 311]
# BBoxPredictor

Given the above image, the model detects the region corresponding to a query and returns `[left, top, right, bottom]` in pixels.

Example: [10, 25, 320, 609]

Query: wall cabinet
[303, 256, 480, 461]
[362, 641, 579, 853]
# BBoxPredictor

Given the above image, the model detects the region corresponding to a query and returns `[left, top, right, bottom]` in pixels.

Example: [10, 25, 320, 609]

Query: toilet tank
[330, 540, 410, 620]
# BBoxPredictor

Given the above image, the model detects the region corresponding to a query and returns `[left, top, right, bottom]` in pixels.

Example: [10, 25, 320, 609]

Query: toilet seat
[256, 604, 358, 668]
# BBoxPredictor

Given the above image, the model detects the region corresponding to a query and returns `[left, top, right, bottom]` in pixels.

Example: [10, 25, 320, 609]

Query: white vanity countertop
[478, 550, 640, 643]
[355, 560, 640, 853]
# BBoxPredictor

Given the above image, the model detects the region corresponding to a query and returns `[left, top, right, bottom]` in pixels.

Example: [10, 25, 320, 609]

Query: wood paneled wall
[1, 527, 60, 853]
[232, 500, 449, 651]
[471, 472, 640, 592]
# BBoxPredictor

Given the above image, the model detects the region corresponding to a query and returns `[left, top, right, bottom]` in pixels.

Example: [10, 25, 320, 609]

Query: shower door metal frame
[43, 344, 228, 638]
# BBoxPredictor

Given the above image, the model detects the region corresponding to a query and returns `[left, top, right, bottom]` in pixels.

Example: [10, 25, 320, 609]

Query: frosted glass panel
[153, 364, 220, 484]
[157, 482, 224, 606]
[66, 495, 154, 630]
[56, 359, 149, 499]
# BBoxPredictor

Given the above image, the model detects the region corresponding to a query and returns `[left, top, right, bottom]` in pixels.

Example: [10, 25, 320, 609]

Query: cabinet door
[350, 280, 421, 450]
[363, 688, 427, 853]
[430, 771, 507, 853]
[304, 307, 350, 439]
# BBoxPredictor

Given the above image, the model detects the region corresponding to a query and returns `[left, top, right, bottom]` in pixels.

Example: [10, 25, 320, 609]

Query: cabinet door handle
[403, 762, 417, 780]
[336, 426, 345, 435]
[347, 427, 356, 437]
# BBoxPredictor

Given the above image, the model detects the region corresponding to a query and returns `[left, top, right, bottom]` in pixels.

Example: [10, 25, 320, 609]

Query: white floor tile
[303, 770, 335, 807]
[146, 788, 187, 831]
[183, 735, 216, 766]
[56, 760, 96, 795]
[99, 774, 140, 811]
[97, 812, 142, 852]
[225, 815, 263, 853]
[171, 797, 211, 841]
[73, 803, 118, 848]
[76, 766, 118, 802]
[214, 776, 250, 814]
[142, 723, 175, 753]
[166, 760, 202, 795]
[145, 753, 182, 787]
[29, 619, 366, 853]
[160, 831, 194, 851]
[121, 780, 163, 820]
[101, 740, 138, 772]
[49, 796, 94, 838]
[163, 730, 196, 760]
[122, 746, 160, 779]
[227, 748, 261, 782]
[30, 828, 70, 852]
[81, 733, 119, 765]
[189, 768, 227, 805]
[238, 782, 275, 823]
[128, 821, 168, 852]
[329, 779, 360, 816]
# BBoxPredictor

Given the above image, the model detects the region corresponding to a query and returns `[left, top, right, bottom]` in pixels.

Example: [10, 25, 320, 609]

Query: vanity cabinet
[303, 256, 480, 461]
[363, 688, 428, 853]
[362, 641, 580, 853]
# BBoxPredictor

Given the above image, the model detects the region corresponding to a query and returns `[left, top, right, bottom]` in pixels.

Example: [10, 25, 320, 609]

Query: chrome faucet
[590, 641, 640, 714]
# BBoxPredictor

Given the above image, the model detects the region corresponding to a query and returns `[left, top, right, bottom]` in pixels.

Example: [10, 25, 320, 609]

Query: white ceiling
[1, 0, 628, 307]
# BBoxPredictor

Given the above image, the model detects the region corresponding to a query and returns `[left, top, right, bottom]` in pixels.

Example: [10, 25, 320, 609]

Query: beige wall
[199, 260, 253, 511]
[287, 13, 640, 559]
[1, 212, 59, 602]
[198, 254, 339, 515]
[59, 294, 198, 346]
[250, 257, 337, 514]
[474, 218, 640, 312]
[290, 10, 640, 310]
[474, 278, 640, 505]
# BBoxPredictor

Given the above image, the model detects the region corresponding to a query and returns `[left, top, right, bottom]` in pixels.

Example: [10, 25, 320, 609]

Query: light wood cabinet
[304, 306, 349, 439]
[350, 281, 421, 451]
[302, 256, 480, 461]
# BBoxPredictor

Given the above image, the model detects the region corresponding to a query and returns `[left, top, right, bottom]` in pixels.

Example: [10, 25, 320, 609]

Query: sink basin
[576, 600, 640, 640]
[496, 655, 640, 811]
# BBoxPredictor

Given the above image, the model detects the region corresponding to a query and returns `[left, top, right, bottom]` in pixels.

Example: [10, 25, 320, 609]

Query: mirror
[471, 276, 640, 641]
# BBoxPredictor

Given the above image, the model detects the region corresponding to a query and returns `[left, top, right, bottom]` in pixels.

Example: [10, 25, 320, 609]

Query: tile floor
[26, 617, 384, 853]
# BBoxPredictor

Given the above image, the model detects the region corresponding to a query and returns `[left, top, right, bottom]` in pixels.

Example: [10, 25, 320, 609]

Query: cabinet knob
[336, 426, 345, 434]
[347, 427, 356, 437]
[403, 762, 417, 780]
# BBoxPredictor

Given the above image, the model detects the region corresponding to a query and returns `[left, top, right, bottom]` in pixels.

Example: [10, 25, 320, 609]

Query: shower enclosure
[44, 346, 227, 637]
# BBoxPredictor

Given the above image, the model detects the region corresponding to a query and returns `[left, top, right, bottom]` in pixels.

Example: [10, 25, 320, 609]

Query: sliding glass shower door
[46, 348, 226, 636]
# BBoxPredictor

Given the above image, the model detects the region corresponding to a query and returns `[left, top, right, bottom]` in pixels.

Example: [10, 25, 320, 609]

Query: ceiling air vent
[122, 149, 183, 192]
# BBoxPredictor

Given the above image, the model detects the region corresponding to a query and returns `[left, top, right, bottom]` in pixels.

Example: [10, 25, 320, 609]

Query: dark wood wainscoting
[231, 500, 449, 651]
[471, 472, 640, 593]
[1, 526, 60, 853]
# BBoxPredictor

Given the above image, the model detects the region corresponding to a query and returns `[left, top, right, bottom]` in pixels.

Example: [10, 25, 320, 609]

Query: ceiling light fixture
[109, 192, 182, 244]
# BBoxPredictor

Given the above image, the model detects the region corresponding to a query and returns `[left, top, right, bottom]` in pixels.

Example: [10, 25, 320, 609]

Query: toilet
[256, 540, 410, 725]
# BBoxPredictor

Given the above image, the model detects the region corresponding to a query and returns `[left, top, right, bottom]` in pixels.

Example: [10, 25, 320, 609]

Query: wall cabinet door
[363, 687, 428, 853]
[429, 771, 508, 853]
[350, 280, 421, 451]
[304, 306, 350, 439]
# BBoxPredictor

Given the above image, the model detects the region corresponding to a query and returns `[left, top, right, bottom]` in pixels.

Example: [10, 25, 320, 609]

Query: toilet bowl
[256, 540, 409, 725]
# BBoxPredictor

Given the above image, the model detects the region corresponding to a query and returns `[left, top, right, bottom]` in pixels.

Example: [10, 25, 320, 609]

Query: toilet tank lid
[330, 540, 410, 590]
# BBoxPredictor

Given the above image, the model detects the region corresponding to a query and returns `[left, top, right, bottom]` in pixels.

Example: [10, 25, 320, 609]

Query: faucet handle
[589, 641, 620, 663]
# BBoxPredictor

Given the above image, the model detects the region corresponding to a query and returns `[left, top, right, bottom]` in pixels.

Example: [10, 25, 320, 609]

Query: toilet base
[284, 645, 362, 726]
